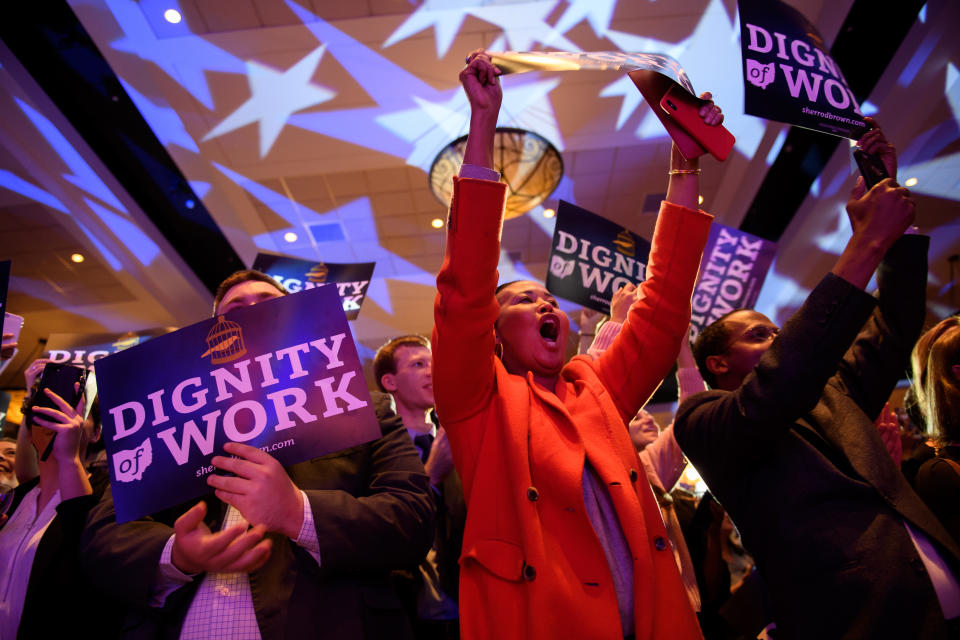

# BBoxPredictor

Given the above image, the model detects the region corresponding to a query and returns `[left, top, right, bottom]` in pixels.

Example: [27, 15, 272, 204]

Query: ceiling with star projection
[0, 0, 958, 392]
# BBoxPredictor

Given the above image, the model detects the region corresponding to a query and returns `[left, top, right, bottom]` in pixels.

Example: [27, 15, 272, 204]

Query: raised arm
[588, 97, 722, 419]
[676, 170, 917, 463]
[432, 51, 505, 433]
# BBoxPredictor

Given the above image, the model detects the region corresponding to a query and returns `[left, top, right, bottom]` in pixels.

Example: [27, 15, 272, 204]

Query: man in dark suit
[81, 270, 435, 640]
[374, 335, 465, 640]
[675, 138, 960, 637]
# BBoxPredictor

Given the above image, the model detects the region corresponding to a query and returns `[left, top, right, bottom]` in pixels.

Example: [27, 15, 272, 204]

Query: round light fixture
[70, 253, 85, 263]
[430, 218, 444, 229]
[283, 232, 298, 243]
[698, 195, 704, 205]
[164, 9, 182, 24]
[904, 177, 918, 187]
[542, 208, 556, 218]
[429, 128, 564, 220]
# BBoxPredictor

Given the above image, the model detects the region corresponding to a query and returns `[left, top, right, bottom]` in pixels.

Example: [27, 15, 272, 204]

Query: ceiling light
[164, 9, 182, 24]
[542, 208, 556, 218]
[429, 128, 564, 220]
[70, 253, 85, 263]
[430, 218, 444, 229]
[283, 232, 298, 243]
[698, 195, 704, 205]
[904, 177, 918, 187]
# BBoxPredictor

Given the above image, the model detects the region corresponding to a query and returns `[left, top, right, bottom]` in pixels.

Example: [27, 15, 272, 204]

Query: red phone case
[659, 86, 735, 162]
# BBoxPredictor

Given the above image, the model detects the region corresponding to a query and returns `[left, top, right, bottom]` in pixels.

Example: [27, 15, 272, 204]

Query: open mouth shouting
[538, 315, 561, 347]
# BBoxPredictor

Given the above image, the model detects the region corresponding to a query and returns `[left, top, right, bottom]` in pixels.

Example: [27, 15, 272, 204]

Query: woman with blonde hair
[912, 315, 960, 546]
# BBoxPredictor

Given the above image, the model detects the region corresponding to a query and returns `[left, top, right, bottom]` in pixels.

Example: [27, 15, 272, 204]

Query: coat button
[523, 563, 537, 581]
[629, 468, 639, 482]
[526, 487, 539, 502]
[654, 537, 668, 551]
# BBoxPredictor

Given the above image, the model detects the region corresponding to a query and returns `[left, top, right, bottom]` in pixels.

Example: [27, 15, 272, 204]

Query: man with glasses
[675, 122, 960, 638]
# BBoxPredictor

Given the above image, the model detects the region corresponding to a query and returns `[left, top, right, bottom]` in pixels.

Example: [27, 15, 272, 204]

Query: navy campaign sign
[251, 252, 375, 320]
[689, 223, 777, 340]
[546, 200, 651, 315]
[45, 328, 176, 368]
[738, 0, 868, 139]
[95, 284, 380, 523]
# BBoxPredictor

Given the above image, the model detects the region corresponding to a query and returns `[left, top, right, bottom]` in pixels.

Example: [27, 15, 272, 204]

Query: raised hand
[424, 427, 455, 486]
[208, 442, 304, 540]
[610, 284, 637, 325]
[846, 177, 915, 246]
[30, 384, 85, 463]
[171, 501, 272, 575]
[460, 50, 502, 119]
[697, 91, 724, 127]
[460, 50, 502, 169]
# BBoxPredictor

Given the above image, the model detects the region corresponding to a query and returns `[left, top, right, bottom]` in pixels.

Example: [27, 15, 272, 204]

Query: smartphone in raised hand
[659, 85, 735, 161]
[853, 148, 889, 190]
[26, 363, 87, 461]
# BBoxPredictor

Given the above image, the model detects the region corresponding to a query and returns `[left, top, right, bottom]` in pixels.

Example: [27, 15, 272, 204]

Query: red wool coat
[433, 176, 711, 640]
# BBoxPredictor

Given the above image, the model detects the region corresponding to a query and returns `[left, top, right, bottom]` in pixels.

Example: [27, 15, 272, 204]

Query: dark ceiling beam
[1, 2, 244, 293]
[740, 0, 928, 242]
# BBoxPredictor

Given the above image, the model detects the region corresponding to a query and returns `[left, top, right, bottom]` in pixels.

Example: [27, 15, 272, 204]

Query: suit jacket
[675, 235, 960, 639]
[80, 394, 435, 640]
[6, 468, 123, 640]
[433, 177, 711, 640]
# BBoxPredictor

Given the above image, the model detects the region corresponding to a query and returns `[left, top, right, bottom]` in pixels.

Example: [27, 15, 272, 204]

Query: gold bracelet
[668, 168, 701, 175]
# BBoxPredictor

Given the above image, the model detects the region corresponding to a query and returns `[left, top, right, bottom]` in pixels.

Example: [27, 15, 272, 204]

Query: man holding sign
[82, 270, 435, 640]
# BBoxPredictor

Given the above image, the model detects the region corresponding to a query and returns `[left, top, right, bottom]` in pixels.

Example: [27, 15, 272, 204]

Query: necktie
[413, 433, 434, 463]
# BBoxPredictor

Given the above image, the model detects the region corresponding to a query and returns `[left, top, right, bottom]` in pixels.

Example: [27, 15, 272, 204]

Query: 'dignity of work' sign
[95, 285, 380, 522]
[546, 200, 651, 315]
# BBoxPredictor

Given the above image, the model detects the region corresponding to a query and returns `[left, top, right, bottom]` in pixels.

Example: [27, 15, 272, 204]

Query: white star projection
[285, 3, 564, 171]
[105, 0, 246, 110]
[383, 0, 578, 58]
[202, 45, 336, 158]
[375, 76, 563, 171]
[553, 0, 618, 39]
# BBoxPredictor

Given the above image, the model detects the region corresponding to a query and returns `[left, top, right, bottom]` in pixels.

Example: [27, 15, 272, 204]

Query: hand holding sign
[610, 284, 637, 324]
[171, 501, 272, 575]
[209, 442, 305, 540]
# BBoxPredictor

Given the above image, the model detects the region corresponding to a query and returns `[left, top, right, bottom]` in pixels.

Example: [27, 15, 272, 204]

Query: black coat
[80, 394, 435, 640]
[676, 236, 960, 639]
[5, 467, 123, 640]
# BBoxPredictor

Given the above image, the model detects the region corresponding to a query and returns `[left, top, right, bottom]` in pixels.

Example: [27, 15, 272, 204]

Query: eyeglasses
[719, 324, 780, 354]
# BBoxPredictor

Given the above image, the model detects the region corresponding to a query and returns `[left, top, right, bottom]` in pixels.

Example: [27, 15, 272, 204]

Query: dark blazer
[6, 469, 123, 640]
[80, 394, 435, 640]
[914, 446, 960, 549]
[676, 236, 960, 639]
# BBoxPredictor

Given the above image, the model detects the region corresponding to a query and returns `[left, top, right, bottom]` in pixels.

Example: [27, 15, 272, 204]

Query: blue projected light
[553, 0, 618, 39]
[14, 97, 128, 213]
[383, 0, 579, 58]
[0, 170, 68, 213]
[84, 198, 162, 266]
[202, 45, 336, 158]
[285, 2, 564, 171]
[119, 79, 199, 152]
[105, 0, 246, 110]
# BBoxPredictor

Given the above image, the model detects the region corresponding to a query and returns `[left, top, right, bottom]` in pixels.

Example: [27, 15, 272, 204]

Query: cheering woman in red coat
[433, 51, 723, 640]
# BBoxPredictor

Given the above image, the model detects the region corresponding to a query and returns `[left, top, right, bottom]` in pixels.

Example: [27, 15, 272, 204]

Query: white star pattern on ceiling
[202, 45, 336, 158]
[375, 76, 563, 171]
[553, 0, 617, 39]
[384, 0, 579, 58]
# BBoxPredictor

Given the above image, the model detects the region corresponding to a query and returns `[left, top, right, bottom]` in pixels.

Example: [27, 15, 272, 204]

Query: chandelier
[428, 127, 564, 220]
